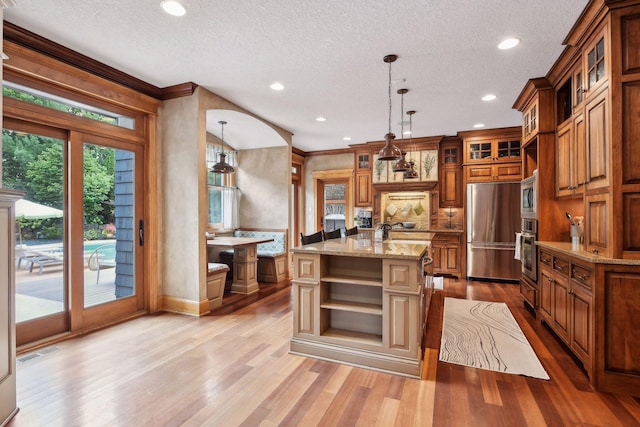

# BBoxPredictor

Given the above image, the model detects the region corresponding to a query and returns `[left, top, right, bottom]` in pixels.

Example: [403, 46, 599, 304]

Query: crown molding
[3, 21, 196, 100]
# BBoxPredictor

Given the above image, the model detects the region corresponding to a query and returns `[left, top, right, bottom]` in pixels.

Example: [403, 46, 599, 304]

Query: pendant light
[404, 110, 419, 179]
[210, 120, 235, 174]
[393, 88, 411, 172]
[378, 54, 402, 161]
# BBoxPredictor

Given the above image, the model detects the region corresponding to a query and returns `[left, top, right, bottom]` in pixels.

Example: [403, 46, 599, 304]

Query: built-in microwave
[521, 174, 537, 219]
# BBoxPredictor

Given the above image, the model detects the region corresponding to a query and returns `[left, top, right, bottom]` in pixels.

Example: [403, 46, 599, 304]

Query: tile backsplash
[380, 191, 430, 229]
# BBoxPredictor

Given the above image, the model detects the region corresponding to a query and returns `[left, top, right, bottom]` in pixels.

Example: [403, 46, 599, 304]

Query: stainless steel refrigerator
[466, 182, 521, 281]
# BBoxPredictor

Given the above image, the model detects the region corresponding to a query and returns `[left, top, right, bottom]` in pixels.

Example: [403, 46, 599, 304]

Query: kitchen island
[290, 235, 433, 378]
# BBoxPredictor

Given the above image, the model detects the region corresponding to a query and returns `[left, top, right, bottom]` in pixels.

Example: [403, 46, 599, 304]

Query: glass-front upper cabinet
[355, 150, 371, 170]
[465, 139, 521, 163]
[585, 33, 607, 94]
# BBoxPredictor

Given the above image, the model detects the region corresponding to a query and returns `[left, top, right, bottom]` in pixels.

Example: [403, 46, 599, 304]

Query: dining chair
[300, 231, 324, 245]
[323, 228, 342, 240]
[345, 226, 359, 236]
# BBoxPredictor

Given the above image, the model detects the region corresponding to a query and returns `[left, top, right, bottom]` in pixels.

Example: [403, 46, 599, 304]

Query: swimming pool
[83, 240, 117, 259]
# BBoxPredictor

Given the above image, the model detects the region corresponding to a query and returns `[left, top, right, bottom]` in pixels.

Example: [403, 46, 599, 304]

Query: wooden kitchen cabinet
[536, 240, 640, 396]
[584, 87, 609, 191]
[355, 171, 372, 206]
[464, 138, 521, 164]
[584, 192, 610, 257]
[584, 32, 608, 96]
[537, 247, 593, 370]
[431, 232, 462, 278]
[460, 127, 522, 184]
[439, 139, 463, 207]
[354, 150, 373, 207]
[523, 101, 538, 143]
[555, 57, 589, 198]
[465, 162, 522, 182]
[556, 112, 586, 198]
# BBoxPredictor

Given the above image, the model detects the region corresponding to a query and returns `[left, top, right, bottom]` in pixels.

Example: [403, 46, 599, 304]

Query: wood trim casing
[3, 21, 197, 100]
[162, 295, 210, 317]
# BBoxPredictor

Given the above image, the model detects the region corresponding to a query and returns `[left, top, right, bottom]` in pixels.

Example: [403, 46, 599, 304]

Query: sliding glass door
[76, 135, 144, 329]
[2, 119, 145, 345]
[2, 120, 68, 343]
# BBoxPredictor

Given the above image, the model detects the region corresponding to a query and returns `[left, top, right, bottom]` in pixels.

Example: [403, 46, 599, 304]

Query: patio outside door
[2, 119, 145, 345]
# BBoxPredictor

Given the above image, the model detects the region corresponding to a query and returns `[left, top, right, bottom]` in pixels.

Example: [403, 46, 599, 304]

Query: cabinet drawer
[553, 257, 570, 275]
[433, 233, 461, 244]
[520, 279, 537, 308]
[571, 263, 593, 290]
[539, 250, 553, 268]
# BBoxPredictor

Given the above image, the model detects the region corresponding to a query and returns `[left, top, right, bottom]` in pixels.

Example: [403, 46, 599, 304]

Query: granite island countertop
[537, 241, 640, 265]
[291, 235, 430, 260]
[358, 227, 463, 233]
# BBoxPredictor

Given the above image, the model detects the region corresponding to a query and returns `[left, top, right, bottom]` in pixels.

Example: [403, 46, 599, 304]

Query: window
[206, 143, 239, 230]
[3, 81, 136, 130]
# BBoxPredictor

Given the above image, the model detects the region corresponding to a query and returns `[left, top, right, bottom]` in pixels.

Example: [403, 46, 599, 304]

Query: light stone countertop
[291, 235, 431, 260]
[359, 227, 463, 233]
[537, 241, 640, 265]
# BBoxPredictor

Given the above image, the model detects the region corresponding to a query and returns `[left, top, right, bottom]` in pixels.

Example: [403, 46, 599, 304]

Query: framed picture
[420, 150, 438, 181]
[388, 163, 405, 183]
[372, 155, 389, 183]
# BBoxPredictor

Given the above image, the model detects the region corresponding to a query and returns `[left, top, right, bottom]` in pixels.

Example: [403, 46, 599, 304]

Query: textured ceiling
[4, 0, 589, 152]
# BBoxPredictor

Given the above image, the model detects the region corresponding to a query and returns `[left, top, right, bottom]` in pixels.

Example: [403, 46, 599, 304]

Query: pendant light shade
[210, 120, 235, 174]
[404, 110, 419, 179]
[378, 54, 402, 161]
[393, 88, 411, 172]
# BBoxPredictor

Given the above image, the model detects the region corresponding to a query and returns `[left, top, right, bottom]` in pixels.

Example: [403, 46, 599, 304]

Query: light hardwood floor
[8, 278, 640, 426]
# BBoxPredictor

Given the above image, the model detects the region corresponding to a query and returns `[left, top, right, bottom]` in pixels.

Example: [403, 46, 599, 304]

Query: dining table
[206, 236, 274, 294]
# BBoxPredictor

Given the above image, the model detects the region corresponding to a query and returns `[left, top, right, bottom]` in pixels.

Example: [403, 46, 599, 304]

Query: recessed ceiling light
[473, 123, 485, 128]
[316, 116, 327, 122]
[498, 38, 520, 50]
[161, 0, 186, 17]
[482, 94, 497, 101]
[343, 136, 351, 141]
[270, 82, 284, 91]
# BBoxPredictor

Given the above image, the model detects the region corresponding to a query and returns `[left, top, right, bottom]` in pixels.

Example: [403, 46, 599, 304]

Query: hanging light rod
[393, 88, 411, 172]
[404, 110, 419, 179]
[378, 54, 402, 161]
[210, 120, 235, 174]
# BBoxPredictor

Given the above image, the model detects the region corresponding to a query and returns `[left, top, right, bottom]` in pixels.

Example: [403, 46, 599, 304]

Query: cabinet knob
[592, 248, 599, 254]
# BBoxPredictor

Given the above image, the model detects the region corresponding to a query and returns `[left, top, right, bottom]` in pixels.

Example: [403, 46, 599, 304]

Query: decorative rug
[439, 297, 549, 380]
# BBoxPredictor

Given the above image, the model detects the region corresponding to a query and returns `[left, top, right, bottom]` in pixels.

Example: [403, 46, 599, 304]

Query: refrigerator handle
[469, 242, 516, 250]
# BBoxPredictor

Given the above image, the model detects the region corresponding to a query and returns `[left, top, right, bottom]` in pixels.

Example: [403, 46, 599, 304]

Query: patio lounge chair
[87, 245, 116, 284]
[27, 250, 64, 274]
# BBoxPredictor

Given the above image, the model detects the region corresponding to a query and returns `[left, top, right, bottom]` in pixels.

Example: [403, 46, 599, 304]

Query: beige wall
[157, 94, 201, 302]
[303, 153, 353, 235]
[238, 146, 290, 229]
[158, 86, 293, 312]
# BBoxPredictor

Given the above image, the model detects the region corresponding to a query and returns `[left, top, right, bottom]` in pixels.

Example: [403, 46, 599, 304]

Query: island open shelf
[290, 237, 433, 378]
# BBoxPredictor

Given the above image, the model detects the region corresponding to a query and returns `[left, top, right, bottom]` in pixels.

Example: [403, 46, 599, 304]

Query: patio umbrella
[15, 199, 63, 246]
